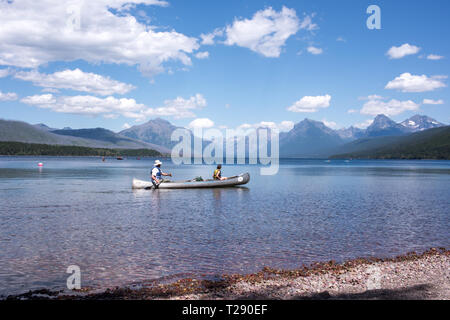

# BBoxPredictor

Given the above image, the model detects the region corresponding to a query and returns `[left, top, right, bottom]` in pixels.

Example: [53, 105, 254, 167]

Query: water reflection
[0, 157, 449, 295]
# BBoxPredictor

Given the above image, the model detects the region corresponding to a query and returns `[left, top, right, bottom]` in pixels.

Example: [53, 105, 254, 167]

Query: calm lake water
[0, 156, 449, 296]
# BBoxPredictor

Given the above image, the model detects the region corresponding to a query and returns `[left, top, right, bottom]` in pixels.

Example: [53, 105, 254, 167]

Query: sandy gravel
[173, 250, 449, 300]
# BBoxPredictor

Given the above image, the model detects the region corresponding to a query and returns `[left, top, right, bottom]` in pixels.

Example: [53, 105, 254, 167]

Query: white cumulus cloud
[427, 54, 444, 60]
[21, 94, 146, 118]
[360, 97, 420, 116]
[200, 28, 224, 45]
[14, 69, 135, 96]
[0, 91, 18, 101]
[224, 6, 302, 58]
[21, 93, 207, 120]
[279, 120, 295, 131]
[188, 118, 215, 129]
[322, 119, 338, 129]
[299, 14, 318, 31]
[385, 73, 447, 92]
[386, 43, 420, 59]
[143, 94, 207, 119]
[423, 99, 444, 105]
[0, 1, 199, 77]
[195, 52, 210, 59]
[307, 46, 323, 55]
[287, 94, 331, 113]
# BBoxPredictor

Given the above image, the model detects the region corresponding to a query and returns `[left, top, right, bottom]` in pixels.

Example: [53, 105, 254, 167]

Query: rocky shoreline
[4, 248, 449, 300]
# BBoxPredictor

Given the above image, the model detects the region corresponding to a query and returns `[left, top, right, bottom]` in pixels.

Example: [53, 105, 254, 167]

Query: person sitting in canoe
[151, 160, 172, 189]
[213, 164, 227, 181]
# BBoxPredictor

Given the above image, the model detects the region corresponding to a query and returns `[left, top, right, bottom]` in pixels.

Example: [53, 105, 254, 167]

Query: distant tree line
[0, 141, 161, 157]
[332, 150, 450, 160]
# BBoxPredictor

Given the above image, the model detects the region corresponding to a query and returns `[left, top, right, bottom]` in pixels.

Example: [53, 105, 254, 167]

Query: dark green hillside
[331, 126, 450, 160]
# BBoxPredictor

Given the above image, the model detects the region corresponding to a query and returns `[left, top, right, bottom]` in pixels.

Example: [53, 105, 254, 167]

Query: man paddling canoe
[151, 160, 172, 189]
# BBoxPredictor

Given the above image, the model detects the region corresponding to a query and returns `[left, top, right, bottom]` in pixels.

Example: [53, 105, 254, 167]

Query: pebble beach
[5, 248, 449, 300]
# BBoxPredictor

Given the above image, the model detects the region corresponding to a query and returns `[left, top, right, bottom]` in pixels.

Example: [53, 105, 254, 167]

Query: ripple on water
[0, 158, 449, 295]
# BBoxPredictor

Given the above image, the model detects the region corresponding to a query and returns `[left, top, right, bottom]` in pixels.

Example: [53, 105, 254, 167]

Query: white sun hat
[154, 160, 162, 166]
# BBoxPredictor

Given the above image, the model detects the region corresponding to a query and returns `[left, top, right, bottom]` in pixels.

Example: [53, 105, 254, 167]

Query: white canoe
[132, 172, 250, 189]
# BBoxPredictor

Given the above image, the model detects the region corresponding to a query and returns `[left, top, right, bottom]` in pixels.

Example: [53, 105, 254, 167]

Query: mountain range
[279, 114, 445, 158]
[279, 119, 343, 158]
[0, 114, 447, 159]
[119, 118, 182, 149]
[0, 119, 170, 153]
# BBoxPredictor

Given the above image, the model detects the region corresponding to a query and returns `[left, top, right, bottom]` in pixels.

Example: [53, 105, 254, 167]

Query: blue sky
[0, 0, 448, 132]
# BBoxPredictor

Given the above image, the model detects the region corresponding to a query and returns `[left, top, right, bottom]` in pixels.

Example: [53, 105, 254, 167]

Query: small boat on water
[117, 157, 124, 160]
[132, 173, 250, 190]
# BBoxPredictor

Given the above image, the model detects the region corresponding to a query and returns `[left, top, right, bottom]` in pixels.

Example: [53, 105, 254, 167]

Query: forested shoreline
[0, 141, 161, 157]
